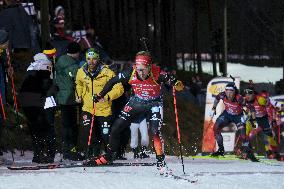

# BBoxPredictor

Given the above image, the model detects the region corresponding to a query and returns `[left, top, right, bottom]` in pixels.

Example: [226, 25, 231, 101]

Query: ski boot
[156, 154, 172, 176]
[115, 151, 127, 160]
[211, 146, 224, 157]
[140, 146, 150, 159]
[132, 148, 140, 159]
[243, 147, 259, 162]
[274, 152, 282, 161]
[266, 150, 275, 159]
[64, 147, 85, 161]
[44, 154, 55, 164]
[32, 155, 42, 164]
[267, 150, 282, 161]
[84, 152, 115, 166]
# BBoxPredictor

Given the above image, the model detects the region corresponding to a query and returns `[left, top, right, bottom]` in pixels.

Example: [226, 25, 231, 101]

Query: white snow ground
[177, 60, 282, 83]
[0, 151, 284, 189]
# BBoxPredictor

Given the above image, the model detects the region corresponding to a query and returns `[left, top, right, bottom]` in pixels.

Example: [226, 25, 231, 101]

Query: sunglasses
[225, 89, 235, 93]
[244, 89, 254, 94]
[87, 57, 98, 61]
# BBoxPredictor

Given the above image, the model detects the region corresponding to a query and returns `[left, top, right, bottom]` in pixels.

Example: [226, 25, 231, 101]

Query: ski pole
[278, 124, 280, 145]
[172, 87, 185, 174]
[6, 49, 18, 113]
[6, 48, 23, 157]
[0, 92, 6, 120]
[86, 104, 96, 159]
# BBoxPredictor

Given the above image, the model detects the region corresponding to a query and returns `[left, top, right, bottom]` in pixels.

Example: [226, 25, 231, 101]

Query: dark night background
[32, 0, 284, 69]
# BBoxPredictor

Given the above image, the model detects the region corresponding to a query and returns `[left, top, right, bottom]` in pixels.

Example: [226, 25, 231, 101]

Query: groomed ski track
[0, 151, 284, 189]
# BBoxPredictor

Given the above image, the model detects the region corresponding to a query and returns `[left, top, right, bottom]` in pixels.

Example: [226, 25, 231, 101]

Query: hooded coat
[18, 53, 53, 107]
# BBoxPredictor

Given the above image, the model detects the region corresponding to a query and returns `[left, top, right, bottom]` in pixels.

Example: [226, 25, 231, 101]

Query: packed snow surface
[0, 151, 283, 189]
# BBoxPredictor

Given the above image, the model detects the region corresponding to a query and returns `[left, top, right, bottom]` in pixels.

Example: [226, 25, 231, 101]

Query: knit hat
[66, 42, 81, 54]
[225, 82, 236, 91]
[0, 29, 8, 44]
[86, 48, 99, 60]
[55, 5, 64, 17]
[43, 42, 57, 58]
[243, 86, 255, 95]
[27, 53, 52, 72]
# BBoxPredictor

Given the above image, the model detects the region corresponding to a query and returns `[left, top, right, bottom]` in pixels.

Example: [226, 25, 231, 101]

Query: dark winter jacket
[0, 5, 40, 51]
[55, 54, 79, 105]
[18, 70, 53, 107]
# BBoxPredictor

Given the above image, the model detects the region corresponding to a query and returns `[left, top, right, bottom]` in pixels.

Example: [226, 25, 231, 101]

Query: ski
[170, 174, 198, 183]
[7, 162, 156, 170]
[192, 155, 283, 165]
[258, 159, 282, 166]
[160, 171, 198, 183]
[158, 167, 198, 183]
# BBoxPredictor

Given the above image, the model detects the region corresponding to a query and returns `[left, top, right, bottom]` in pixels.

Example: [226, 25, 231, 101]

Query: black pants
[78, 111, 113, 157]
[112, 95, 130, 157]
[109, 98, 164, 156]
[214, 111, 247, 149]
[60, 105, 79, 155]
[23, 107, 56, 159]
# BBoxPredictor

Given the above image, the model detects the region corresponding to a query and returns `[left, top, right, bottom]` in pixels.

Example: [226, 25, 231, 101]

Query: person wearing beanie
[43, 42, 57, 59]
[51, 6, 73, 42]
[42, 42, 58, 163]
[55, 42, 83, 160]
[54, 5, 65, 18]
[18, 53, 55, 164]
[75, 48, 124, 159]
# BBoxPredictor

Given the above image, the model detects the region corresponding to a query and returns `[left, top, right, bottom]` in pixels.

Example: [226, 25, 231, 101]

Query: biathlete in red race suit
[244, 87, 281, 161]
[210, 82, 258, 161]
[85, 51, 184, 169]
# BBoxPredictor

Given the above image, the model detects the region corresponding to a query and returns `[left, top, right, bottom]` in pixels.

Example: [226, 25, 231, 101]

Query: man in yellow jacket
[75, 48, 124, 158]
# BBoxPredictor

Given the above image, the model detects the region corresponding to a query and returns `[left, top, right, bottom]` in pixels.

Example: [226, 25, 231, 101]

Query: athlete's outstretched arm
[99, 67, 133, 97]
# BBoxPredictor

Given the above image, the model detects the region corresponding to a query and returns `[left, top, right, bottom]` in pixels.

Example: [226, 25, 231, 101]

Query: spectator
[42, 42, 58, 161]
[190, 76, 198, 98]
[18, 53, 55, 163]
[190, 75, 203, 105]
[195, 75, 204, 105]
[0, 1, 40, 52]
[55, 42, 83, 160]
[51, 5, 73, 43]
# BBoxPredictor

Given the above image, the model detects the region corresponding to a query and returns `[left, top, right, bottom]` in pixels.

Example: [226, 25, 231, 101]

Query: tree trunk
[70, 0, 84, 29]
[222, 0, 227, 76]
[40, 0, 49, 49]
[160, 0, 176, 69]
[83, 0, 90, 26]
[206, 0, 217, 77]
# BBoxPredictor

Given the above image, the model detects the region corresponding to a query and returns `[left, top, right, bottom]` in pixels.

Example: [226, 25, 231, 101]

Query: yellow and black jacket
[75, 64, 124, 116]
